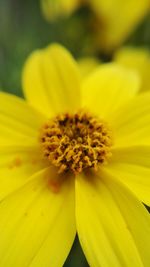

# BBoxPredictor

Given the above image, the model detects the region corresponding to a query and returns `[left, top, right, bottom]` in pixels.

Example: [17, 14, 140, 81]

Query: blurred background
[0, 0, 150, 266]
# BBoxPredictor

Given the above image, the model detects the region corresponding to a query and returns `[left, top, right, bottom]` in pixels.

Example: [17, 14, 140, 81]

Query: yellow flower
[41, 0, 149, 52]
[114, 47, 150, 92]
[0, 44, 150, 267]
[41, 0, 81, 21]
[89, 0, 150, 52]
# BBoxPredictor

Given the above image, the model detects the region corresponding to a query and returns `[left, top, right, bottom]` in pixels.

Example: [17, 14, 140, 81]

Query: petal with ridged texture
[0, 92, 47, 200]
[76, 171, 150, 267]
[111, 92, 150, 147]
[0, 168, 76, 267]
[105, 145, 150, 206]
[22, 44, 81, 117]
[82, 64, 140, 119]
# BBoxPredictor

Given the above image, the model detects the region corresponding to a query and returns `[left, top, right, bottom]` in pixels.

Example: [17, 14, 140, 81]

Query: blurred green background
[0, 0, 150, 266]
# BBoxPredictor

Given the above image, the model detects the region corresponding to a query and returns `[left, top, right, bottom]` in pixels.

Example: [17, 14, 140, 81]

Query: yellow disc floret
[40, 111, 112, 174]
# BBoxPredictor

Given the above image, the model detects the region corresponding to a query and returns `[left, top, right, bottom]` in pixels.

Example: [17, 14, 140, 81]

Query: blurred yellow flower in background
[41, 0, 81, 20]
[114, 47, 150, 92]
[78, 47, 150, 92]
[89, 0, 150, 52]
[41, 0, 150, 52]
[0, 44, 150, 267]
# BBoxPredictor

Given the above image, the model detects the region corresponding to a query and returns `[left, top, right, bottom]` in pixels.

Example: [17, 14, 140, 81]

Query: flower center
[40, 111, 112, 174]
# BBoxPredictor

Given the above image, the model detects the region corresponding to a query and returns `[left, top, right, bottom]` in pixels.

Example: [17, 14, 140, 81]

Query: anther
[40, 111, 112, 174]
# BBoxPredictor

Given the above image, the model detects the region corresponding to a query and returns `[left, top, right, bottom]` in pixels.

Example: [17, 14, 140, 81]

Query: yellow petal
[107, 92, 150, 205]
[22, 44, 81, 117]
[0, 168, 76, 267]
[89, 0, 149, 51]
[41, 0, 80, 21]
[106, 145, 150, 206]
[78, 57, 100, 80]
[0, 92, 47, 200]
[0, 146, 47, 201]
[0, 92, 45, 146]
[111, 92, 150, 147]
[76, 172, 150, 267]
[114, 47, 150, 92]
[81, 63, 140, 119]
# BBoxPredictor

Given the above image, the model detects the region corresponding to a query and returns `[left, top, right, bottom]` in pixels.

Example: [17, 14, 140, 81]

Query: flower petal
[76, 172, 150, 267]
[0, 146, 47, 201]
[0, 92, 47, 200]
[111, 92, 150, 147]
[0, 168, 76, 267]
[114, 47, 150, 92]
[106, 145, 150, 206]
[22, 44, 81, 116]
[0, 92, 45, 146]
[78, 57, 100, 80]
[81, 63, 140, 119]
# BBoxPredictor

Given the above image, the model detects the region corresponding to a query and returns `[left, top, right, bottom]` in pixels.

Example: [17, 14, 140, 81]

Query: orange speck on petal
[44, 167, 68, 194]
[48, 179, 62, 194]
[8, 157, 22, 169]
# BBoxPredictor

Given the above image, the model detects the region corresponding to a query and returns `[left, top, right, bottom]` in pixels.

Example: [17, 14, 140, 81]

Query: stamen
[40, 111, 112, 174]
